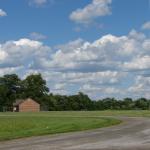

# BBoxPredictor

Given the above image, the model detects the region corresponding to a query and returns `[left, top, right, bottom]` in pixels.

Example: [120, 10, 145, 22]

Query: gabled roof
[13, 98, 39, 106]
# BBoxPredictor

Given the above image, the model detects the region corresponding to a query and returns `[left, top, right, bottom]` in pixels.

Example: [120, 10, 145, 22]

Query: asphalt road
[0, 117, 150, 150]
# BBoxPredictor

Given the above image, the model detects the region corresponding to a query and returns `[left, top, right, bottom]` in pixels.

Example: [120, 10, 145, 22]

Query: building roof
[13, 98, 39, 106]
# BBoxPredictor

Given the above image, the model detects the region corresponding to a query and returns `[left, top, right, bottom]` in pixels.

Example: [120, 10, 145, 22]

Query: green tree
[22, 74, 49, 104]
[121, 98, 133, 110]
[0, 74, 22, 110]
[135, 98, 148, 110]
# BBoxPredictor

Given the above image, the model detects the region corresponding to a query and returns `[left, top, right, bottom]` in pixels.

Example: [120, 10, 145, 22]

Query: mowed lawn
[0, 110, 150, 141]
[0, 112, 122, 141]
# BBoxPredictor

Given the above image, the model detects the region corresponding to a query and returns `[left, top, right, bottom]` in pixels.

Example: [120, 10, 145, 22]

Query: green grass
[1, 110, 150, 117]
[1, 110, 150, 141]
[0, 112, 122, 141]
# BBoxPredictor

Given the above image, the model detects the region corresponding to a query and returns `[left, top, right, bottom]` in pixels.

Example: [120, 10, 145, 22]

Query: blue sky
[0, 0, 149, 44]
[0, 0, 150, 99]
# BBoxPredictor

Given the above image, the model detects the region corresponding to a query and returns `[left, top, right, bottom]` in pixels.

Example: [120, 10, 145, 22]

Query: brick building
[13, 98, 40, 112]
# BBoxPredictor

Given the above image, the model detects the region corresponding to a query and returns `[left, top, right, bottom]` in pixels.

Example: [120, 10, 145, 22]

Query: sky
[0, 0, 150, 99]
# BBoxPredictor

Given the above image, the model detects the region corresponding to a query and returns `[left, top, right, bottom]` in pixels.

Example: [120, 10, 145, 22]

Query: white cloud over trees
[0, 30, 150, 98]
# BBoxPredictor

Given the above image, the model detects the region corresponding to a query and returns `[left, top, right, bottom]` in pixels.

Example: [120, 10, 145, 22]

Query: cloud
[42, 30, 147, 74]
[124, 56, 150, 71]
[0, 30, 150, 99]
[0, 67, 22, 77]
[0, 38, 51, 69]
[142, 21, 150, 30]
[79, 82, 126, 99]
[29, 0, 54, 7]
[0, 9, 7, 17]
[59, 71, 124, 85]
[70, 0, 112, 24]
[81, 84, 121, 94]
[40, 30, 150, 98]
[128, 76, 150, 98]
[29, 32, 47, 40]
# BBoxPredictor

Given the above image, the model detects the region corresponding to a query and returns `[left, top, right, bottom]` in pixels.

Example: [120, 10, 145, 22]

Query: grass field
[0, 112, 122, 141]
[1, 110, 150, 117]
[0, 110, 150, 141]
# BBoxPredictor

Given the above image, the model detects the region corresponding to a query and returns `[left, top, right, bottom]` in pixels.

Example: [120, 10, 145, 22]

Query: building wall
[19, 99, 40, 112]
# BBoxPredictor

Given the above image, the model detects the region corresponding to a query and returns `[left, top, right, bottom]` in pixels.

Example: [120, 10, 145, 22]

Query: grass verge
[0, 113, 121, 141]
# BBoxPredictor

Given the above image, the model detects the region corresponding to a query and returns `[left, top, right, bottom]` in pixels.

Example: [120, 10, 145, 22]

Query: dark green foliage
[134, 98, 149, 110]
[22, 74, 49, 104]
[0, 74, 150, 111]
[0, 74, 22, 111]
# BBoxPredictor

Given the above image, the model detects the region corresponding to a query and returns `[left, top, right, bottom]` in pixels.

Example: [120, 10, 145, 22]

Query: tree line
[0, 74, 150, 111]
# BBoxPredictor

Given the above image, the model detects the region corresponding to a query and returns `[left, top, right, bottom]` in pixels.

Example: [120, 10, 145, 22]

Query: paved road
[0, 117, 150, 150]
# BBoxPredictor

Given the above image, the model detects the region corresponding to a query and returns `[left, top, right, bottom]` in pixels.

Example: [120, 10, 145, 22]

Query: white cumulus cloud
[29, 32, 47, 40]
[0, 30, 150, 99]
[142, 21, 150, 30]
[0, 9, 7, 17]
[70, 0, 112, 24]
[29, 0, 53, 7]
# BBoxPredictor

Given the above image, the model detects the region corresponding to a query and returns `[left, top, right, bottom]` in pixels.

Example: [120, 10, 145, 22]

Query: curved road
[0, 117, 150, 150]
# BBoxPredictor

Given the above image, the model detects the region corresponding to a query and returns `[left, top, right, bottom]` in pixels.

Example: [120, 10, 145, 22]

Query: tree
[68, 92, 92, 110]
[0, 74, 22, 110]
[121, 98, 133, 110]
[77, 92, 92, 110]
[135, 98, 148, 110]
[22, 74, 49, 104]
[0, 85, 9, 111]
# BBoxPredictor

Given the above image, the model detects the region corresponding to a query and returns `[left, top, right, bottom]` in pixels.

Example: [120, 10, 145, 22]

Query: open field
[1, 110, 150, 141]
[0, 111, 121, 141]
[1, 110, 150, 117]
